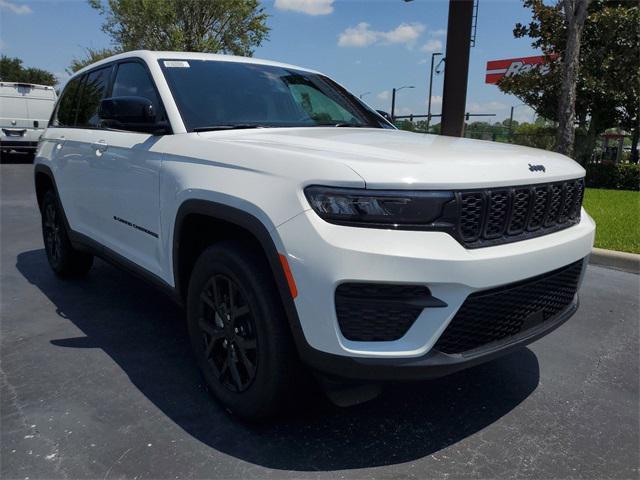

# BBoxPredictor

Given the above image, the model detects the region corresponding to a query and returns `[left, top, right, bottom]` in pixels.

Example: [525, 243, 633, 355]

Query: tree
[499, 1, 639, 162]
[67, 47, 121, 74]
[556, 0, 591, 157]
[0, 56, 57, 85]
[88, 0, 270, 56]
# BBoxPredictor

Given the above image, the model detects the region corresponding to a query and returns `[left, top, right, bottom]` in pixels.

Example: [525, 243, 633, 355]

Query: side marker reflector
[278, 253, 298, 299]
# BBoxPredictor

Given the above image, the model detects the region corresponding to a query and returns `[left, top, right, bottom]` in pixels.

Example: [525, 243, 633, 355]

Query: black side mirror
[376, 110, 392, 121]
[99, 96, 167, 133]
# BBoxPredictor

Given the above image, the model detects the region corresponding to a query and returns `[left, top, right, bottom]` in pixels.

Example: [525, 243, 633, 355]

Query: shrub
[511, 124, 556, 151]
[585, 162, 639, 191]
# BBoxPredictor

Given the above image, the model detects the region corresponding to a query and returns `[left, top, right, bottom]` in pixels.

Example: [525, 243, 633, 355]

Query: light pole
[509, 103, 527, 141]
[359, 91, 371, 100]
[391, 85, 414, 122]
[426, 52, 443, 131]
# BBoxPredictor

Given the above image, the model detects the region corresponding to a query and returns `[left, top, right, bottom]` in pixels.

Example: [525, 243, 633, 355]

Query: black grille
[335, 284, 429, 342]
[455, 178, 584, 248]
[433, 259, 585, 355]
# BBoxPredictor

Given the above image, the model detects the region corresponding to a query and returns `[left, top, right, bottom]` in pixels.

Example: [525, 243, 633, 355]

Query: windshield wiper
[193, 124, 268, 132]
[313, 122, 371, 128]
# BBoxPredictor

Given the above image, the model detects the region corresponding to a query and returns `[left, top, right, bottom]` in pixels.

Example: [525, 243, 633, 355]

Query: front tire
[187, 242, 299, 420]
[41, 190, 93, 277]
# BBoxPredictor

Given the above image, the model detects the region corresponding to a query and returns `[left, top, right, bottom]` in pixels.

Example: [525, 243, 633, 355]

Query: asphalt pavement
[1, 162, 639, 479]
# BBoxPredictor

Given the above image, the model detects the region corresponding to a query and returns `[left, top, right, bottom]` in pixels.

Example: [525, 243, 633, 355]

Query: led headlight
[304, 186, 455, 229]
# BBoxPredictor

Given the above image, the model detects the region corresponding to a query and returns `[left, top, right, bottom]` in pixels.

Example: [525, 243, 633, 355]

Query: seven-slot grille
[455, 178, 584, 248]
[433, 259, 584, 355]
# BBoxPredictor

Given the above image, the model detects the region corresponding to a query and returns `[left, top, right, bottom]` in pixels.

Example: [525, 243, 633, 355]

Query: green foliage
[67, 48, 121, 74]
[89, 0, 270, 56]
[499, 1, 639, 152]
[512, 123, 556, 150]
[461, 120, 557, 150]
[0, 55, 57, 86]
[585, 162, 640, 191]
[397, 120, 415, 132]
[583, 188, 640, 253]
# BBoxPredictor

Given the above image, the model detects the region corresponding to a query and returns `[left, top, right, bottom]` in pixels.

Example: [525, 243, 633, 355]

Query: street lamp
[359, 91, 371, 100]
[426, 52, 443, 131]
[391, 85, 415, 122]
[509, 103, 528, 140]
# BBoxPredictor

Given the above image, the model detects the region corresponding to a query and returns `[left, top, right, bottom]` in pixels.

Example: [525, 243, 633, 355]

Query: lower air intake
[434, 259, 585, 354]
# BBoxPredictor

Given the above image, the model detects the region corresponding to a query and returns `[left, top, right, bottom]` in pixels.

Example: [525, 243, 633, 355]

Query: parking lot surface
[1, 162, 639, 479]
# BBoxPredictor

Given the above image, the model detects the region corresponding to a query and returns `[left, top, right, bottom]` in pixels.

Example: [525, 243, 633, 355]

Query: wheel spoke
[216, 356, 229, 381]
[228, 353, 243, 390]
[232, 304, 250, 319]
[236, 342, 256, 377]
[200, 291, 216, 311]
[227, 277, 236, 310]
[236, 336, 257, 351]
[198, 317, 223, 338]
[203, 333, 225, 359]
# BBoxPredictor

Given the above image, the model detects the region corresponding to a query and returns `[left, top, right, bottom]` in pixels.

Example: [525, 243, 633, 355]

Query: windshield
[159, 59, 390, 131]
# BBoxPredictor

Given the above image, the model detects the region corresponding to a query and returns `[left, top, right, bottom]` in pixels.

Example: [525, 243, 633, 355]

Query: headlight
[304, 186, 455, 229]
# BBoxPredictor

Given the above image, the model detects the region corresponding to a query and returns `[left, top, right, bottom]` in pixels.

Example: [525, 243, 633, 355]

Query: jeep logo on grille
[528, 164, 546, 172]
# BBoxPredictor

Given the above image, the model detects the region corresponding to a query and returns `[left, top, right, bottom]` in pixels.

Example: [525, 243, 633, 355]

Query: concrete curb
[589, 248, 640, 274]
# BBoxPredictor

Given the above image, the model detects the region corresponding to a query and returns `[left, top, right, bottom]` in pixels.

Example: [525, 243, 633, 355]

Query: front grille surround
[454, 178, 584, 248]
[433, 259, 585, 355]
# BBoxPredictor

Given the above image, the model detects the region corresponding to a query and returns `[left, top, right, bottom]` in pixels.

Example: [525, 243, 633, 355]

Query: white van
[0, 82, 57, 156]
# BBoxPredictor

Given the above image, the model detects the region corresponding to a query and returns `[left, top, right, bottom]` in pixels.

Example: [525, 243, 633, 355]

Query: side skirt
[69, 230, 182, 306]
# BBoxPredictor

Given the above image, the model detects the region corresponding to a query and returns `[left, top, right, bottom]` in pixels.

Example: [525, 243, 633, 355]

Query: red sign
[485, 55, 554, 84]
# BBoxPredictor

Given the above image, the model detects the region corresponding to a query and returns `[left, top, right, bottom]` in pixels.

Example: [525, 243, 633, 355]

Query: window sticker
[164, 60, 190, 68]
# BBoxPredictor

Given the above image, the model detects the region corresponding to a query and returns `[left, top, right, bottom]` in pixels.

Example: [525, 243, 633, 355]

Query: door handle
[92, 140, 108, 155]
[55, 136, 66, 150]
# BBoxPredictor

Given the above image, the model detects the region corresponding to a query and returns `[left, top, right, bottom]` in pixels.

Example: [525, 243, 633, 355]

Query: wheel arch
[34, 164, 56, 212]
[172, 199, 307, 351]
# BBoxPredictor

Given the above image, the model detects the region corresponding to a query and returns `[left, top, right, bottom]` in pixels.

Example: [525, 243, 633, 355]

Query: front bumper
[300, 296, 579, 381]
[276, 208, 595, 378]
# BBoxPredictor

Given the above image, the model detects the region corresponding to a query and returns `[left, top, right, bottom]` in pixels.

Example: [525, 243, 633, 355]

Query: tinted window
[112, 62, 162, 116]
[53, 76, 83, 127]
[76, 66, 112, 128]
[159, 59, 389, 131]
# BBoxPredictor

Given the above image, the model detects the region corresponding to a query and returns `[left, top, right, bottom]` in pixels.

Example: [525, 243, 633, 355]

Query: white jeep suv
[34, 51, 595, 419]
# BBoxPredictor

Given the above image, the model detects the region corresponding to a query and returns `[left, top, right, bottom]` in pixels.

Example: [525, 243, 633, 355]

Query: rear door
[61, 65, 114, 241]
[45, 75, 85, 230]
[87, 60, 166, 277]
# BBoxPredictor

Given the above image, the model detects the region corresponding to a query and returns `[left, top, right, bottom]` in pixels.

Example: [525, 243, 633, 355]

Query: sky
[0, 0, 541, 123]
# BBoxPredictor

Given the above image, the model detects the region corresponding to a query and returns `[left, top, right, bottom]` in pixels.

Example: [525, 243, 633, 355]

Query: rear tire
[187, 242, 299, 420]
[41, 190, 93, 277]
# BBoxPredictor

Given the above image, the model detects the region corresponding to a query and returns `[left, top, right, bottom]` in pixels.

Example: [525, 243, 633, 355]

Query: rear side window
[76, 66, 112, 129]
[53, 76, 83, 127]
[112, 62, 163, 118]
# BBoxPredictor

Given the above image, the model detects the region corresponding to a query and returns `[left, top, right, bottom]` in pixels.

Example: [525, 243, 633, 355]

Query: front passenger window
[112, 62, 164, 121]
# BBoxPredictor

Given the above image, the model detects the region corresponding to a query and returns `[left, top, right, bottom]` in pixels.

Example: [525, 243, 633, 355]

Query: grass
[583, 188, 640, 254]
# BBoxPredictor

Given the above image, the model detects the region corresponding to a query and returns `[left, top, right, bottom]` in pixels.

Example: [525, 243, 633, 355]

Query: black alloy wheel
[43, 200, 63, 267]
[40, 190, 93, 277]
[198, 274, 259, 393]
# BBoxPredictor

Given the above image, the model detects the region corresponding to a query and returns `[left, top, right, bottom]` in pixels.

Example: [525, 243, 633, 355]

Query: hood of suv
[198, 127, 585, 189]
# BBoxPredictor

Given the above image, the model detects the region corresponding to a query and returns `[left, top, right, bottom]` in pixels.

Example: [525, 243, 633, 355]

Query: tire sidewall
[41, 190, 66, 272]
[40, 189, 93, 277]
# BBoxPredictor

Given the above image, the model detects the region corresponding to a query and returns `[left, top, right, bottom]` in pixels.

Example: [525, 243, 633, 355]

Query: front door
[91, 61, 166, 278]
